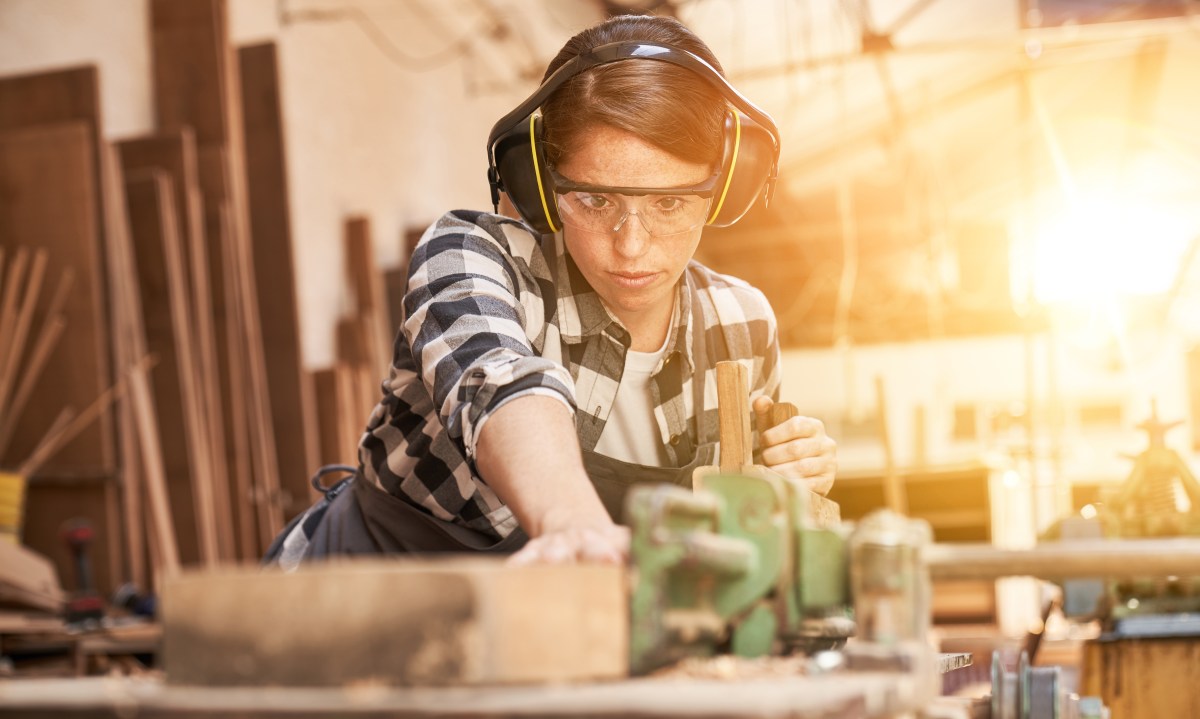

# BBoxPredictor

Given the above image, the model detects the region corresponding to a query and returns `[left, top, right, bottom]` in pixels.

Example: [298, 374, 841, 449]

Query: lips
[609, 271, 660, 289]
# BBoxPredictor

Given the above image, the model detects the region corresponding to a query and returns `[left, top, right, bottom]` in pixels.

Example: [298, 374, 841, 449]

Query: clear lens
[557, 191, 711, 237]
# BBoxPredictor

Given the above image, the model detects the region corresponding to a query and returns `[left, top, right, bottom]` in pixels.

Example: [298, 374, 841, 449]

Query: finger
[760, 415, 824, 446]
[540, 533, 575, 564]
[577, 532, 623, 564]
[506, 543, 540, 567]
[761, 437, 826, 466]
[768, 456, 836, 484]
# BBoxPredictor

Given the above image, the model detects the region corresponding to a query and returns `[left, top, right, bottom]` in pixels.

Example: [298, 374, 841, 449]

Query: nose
[611, 209, 651, 257]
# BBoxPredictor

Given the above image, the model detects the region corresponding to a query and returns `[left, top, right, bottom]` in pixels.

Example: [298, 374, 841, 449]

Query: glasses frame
[548, 167, 722, 198]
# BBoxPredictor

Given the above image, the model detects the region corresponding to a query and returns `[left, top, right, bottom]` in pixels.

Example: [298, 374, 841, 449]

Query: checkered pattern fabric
[357, 210, 781, 539]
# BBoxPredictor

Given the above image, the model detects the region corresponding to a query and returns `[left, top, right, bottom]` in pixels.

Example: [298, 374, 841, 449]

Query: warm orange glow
[1024, 193, 1193, 305]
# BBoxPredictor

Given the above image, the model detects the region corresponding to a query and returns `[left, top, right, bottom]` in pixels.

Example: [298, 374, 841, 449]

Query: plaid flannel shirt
[358, 210, 781, 539]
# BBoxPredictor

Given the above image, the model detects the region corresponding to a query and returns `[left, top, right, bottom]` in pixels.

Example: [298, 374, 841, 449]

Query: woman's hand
[507, 514, 630, 567]
[752, 396, 837, 496]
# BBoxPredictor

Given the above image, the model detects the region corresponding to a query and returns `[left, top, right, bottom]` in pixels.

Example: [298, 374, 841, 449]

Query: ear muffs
[487, 41, 780, 235]
[706, 109, 778, 228]
[491, 112, 561, 235]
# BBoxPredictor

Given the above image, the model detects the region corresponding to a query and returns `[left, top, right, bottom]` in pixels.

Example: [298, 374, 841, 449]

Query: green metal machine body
[627, 470, 851, 674]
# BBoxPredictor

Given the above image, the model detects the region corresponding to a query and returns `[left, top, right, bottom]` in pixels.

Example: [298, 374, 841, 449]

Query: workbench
[0, 660, 979, 719]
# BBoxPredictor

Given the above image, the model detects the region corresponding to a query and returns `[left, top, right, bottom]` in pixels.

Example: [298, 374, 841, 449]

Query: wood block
[0, 540, 65, 613]
[161, 559, 629, 687]
[716, 361, 752, 471]
[239, 42, 319, 516]
[1081, 637, 1200, 718]
[0, 123, 114, 471]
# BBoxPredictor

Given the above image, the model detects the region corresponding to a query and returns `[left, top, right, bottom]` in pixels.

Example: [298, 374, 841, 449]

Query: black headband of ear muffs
[486, 41, 781, 234]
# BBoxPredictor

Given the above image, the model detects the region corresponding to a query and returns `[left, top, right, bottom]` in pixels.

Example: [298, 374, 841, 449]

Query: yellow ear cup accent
[529, 112, 558, 233]
[707, 109, 742, 224]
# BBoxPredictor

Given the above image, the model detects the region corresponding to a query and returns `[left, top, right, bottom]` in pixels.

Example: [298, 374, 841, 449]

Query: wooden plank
[312, 366, 361, 468]
[715, 361, 752, 471]
[152, 0, 283, 555]
[22, 476, 120, 598]
[101, 142, 182, 579]
[238, 42, 320, 517]
[696, 361, 840, 528]
[162, 559, 628, 687]
[343, 216, 392, 373]
[123, 170, 219, 567]
[213, 200, 270, 556]
[1082, 637, 1200, 719]
[0, 540, 65, 613]
[874, 375, 907, 515]
[0, 669, 953, 718]
[117, 129, 230, 559]
[150, 0, 232, 147]
[0, 123, 113, 471]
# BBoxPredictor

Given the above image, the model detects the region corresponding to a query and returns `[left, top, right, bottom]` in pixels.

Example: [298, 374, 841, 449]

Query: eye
[654, 196, 687, 213]
[576, 193, 613, 211]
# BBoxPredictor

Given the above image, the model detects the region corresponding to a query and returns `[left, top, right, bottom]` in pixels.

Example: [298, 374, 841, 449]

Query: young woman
[268, 14, 836, 569]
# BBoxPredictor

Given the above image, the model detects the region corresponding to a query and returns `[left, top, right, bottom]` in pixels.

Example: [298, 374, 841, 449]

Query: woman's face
[554, 124, 713, 325]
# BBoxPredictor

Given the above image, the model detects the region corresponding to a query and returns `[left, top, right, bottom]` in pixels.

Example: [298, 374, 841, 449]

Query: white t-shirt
[594, 330, 672, 467]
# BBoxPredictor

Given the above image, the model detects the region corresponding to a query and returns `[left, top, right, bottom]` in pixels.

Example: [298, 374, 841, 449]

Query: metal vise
[626, 473, 854, 674]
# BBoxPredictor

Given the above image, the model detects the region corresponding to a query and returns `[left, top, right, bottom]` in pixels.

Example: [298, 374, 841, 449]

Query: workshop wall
[0, 0, 601, 366]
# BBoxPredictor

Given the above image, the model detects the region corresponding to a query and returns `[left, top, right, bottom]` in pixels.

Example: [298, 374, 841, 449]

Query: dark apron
[267, 286, 716, 562]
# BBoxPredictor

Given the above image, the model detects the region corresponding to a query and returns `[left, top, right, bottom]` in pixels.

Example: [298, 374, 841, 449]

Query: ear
[706, 110, 778, 228]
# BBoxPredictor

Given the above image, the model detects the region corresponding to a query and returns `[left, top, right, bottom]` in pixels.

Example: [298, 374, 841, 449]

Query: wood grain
[239, 42, 319, 517]
[0, 123, 113, 471]
[161, 559, 629, 687]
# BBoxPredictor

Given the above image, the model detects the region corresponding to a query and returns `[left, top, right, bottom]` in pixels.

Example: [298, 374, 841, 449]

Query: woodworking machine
[1042, 404, 1200, 636]
[626, 463, 1200, 717]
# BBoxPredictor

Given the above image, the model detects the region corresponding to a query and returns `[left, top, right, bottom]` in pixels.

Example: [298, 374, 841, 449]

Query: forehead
[554, 124, 713, 189]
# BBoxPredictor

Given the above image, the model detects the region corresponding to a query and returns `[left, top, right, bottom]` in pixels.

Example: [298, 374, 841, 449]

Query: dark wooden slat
[100, 144, 182, 578]
[312, 366, 361, 469]
[239, 42, 319, 516]
[151, 0, 284, 551]
[123, 170, 220, 567]
[0, 123, 113, 471]
[117, 130, 231, 559]
[22, 476, 121, 598]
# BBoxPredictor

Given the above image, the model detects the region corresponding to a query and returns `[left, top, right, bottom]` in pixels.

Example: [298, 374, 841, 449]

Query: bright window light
[1027, 194, 1194, 305]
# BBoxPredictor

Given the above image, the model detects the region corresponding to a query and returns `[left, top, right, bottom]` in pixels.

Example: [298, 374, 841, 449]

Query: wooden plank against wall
[312, 366, 361, 469]
[0, 71, 114, 472]
[101, 144, 182, 579]
[238, 42, 319, 516]
[22, 478, 121, 598]
[117, 130, 230, 559]
[151, 0, 283, 551]
[123, 170, 219, 567]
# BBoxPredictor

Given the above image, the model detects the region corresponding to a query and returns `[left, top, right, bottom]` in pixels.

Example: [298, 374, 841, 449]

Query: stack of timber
[311, 217, 395, 468]
[0, 0, 322, 619]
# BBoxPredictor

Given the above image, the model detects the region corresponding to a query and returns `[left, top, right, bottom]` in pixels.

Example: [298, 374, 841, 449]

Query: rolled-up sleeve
[402, 212, 576, 461]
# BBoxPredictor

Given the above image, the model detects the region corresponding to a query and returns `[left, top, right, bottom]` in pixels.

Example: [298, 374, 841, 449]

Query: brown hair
[540, 15, 727, 170]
